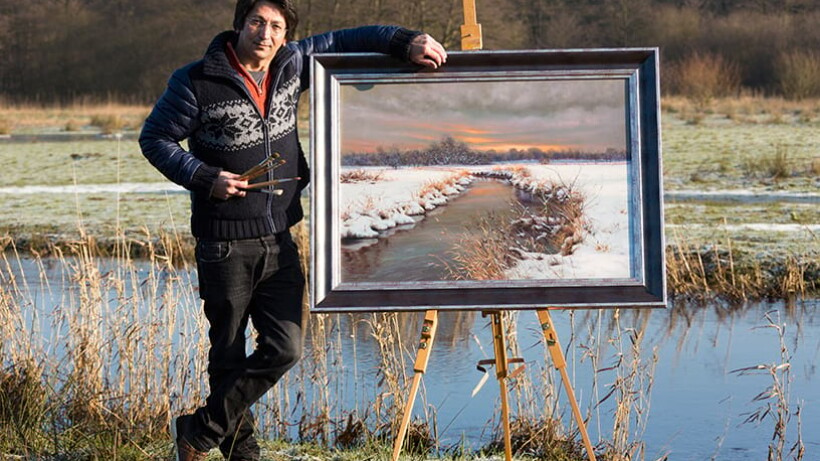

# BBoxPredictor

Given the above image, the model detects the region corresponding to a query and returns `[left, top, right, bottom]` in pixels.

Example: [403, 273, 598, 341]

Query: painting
[310, 48, 665, 312]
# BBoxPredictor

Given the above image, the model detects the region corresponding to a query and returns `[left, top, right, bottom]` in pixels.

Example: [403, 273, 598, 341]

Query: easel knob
[461, 24, 483, 51]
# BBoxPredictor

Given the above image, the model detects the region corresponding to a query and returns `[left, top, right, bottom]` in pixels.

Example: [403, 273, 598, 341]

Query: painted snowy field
[338, 162, 631, 281]
[339, 167, 471, 239]
[509, 162, 630, 279]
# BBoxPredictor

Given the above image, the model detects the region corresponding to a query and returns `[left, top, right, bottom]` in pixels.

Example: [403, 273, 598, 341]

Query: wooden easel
[391, 2, 597, 460]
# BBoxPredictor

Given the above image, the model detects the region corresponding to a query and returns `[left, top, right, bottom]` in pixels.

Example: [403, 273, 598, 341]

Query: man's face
[236, 1, 287, 69]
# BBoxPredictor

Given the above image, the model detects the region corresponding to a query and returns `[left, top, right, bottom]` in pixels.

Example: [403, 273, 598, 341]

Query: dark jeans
[186, 231, 304, 460]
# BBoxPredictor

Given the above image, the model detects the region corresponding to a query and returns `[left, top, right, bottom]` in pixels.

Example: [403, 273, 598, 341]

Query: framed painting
[310, 48, 665, 312]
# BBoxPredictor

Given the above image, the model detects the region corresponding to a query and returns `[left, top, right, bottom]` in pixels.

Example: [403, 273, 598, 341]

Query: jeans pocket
[196, 240, 232, 263]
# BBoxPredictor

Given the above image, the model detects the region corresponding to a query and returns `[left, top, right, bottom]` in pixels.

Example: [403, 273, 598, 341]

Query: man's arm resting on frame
[295, 25, 446, 65]
[293, 26, 447, 86]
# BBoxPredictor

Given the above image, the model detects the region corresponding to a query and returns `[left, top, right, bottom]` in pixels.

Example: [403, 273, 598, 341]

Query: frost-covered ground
[665, 189, 818, 203]
[0, 182, 186, 195]
[338, 163, 632, 281]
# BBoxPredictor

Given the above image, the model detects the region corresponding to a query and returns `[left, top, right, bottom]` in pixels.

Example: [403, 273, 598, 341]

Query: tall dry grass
[599, 310, 658, 461]
[777, 50, 820, 101]
[665, 52, 742, 109]
[0, 100, 149, 134]
[0, 232, 206, 458]
[665, 224, 816, 305]
[662, 93, 820, 125]
[448, 213, 512, 281]
[730, 310, 804, 461]
[5, 222, 744, 461]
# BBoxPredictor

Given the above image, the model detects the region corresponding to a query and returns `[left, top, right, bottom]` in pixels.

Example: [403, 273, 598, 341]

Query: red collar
[225, 42, 271, 117]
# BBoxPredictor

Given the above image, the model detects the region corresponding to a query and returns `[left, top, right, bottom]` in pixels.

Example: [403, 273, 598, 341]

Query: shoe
[170, 415, 208, 461]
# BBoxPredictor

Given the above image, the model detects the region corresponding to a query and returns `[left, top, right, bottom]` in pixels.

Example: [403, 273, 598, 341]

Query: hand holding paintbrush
[237, 153, 300, 195]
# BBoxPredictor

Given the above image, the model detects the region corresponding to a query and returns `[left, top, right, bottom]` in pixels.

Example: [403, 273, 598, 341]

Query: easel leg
[488, 311, 514, 461]
[392, 310, 438, 461]
[537, 309, 597, 461]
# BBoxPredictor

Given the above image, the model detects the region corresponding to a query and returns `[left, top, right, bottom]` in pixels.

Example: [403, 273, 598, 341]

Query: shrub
[777, 50, 820, 100]
[667, 52, 741, 108]
[741, 145, 796, 180]
[64, 119, 82, 132]
[89, 114, 125, 134]
[339, 169, 384, 184]
[0, 119, 10, 135]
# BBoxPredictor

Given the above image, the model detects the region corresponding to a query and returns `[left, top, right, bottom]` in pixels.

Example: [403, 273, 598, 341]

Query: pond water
[317, 306, 820, 460]
[4, 255, 818, 459]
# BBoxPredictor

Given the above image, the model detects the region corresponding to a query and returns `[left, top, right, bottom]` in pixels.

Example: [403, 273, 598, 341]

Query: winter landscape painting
[311, 49, 665, 311]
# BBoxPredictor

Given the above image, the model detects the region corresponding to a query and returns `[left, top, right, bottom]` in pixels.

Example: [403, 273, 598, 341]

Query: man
[139, 1, 446, 460]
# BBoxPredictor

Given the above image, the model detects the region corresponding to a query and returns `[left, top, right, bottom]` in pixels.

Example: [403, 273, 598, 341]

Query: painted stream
[341, 179, 524, 282]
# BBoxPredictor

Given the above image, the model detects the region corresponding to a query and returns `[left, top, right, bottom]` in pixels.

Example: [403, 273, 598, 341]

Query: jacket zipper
[226, 49, 294, 235]
[263, 53, 293, 235]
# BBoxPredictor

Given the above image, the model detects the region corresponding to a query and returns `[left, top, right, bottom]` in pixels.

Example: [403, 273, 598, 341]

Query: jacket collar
[202, 31, 239, 79]
[202, 30, 295, 80]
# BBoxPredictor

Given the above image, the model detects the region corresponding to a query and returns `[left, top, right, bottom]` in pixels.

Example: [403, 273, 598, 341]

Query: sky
[339, 78, 627, 154]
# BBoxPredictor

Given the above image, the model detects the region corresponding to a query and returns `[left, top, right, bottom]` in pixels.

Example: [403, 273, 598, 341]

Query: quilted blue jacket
[139, 26, 419, 240]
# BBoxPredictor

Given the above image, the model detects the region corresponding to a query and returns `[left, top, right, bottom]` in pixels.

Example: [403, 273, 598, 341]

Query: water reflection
[3, 256, 818, 460]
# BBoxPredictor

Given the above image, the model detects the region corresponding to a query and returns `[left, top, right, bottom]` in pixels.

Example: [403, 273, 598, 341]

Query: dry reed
[0, 232, 202, 458]
[666, 224, 818, 304]
[447, 213, 512, 281]
[730, 310, 804, 461]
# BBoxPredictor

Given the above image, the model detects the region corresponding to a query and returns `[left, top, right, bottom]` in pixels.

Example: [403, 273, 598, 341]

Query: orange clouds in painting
[339, 79, 627, 155]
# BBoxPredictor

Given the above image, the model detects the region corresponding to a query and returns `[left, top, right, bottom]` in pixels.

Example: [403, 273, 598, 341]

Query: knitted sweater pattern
[139, 26, 418, 241]
[186, 31, 304, 240]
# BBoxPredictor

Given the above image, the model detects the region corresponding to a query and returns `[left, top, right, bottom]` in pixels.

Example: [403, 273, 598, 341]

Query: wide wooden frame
[310, 48, 665, 312]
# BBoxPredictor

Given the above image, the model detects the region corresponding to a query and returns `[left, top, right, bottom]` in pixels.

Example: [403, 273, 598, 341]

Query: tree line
[341, 136, 626, 167]
[1, 0, 818, 104]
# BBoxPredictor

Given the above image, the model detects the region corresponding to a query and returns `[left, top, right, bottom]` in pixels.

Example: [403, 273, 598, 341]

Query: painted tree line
[341, 136, 627, 166]
[1, 0, 818, 103]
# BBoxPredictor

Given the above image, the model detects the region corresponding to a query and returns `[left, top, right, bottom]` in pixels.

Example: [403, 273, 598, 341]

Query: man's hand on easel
[409, 34, 448, 69]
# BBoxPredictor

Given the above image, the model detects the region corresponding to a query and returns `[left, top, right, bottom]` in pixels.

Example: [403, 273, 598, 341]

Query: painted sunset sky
[339, 78, 627, 154]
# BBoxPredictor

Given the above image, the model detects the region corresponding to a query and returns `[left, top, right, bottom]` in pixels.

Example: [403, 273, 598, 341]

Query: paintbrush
[239, 154, 286, 181]
[241, 177, 301, 190]
[242, 188, 285, 195]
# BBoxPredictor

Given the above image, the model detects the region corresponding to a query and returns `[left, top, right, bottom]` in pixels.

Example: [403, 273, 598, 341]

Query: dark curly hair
[233, 0, 299, 41]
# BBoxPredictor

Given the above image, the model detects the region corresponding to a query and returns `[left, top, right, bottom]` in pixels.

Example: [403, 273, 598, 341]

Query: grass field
[0, 139, 165, 186]
[2, 99, 816, 222]
[0, 97, 817, 294]
[663, 121, 819, 192]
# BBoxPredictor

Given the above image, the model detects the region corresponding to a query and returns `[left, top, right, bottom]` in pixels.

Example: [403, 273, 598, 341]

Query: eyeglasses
[246, 17, 286, 36]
